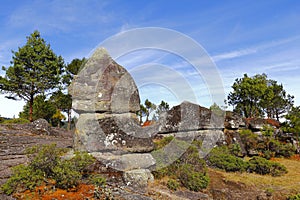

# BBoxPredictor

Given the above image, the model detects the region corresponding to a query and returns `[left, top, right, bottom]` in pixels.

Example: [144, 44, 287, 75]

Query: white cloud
[212, 36, 300, 62]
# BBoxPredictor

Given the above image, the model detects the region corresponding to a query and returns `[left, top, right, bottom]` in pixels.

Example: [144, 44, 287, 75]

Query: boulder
[74, 113, 154, 153]
[224, 112, 242, 130]
[245, 118, 265, 131]
[31, 118, 53, 135]
[91, 152, 156, 171]
[69, 48, 140, 114]
[123, 169, 154, 190]
[159, 101, 224, 133]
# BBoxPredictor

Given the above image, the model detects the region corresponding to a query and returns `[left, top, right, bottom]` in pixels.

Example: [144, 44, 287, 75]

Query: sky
[0, 0, 300, 118]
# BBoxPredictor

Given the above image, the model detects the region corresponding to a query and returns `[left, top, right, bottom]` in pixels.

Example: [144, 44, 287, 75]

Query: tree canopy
[0, 30, 64, 121]
[228, 73, 294, 120]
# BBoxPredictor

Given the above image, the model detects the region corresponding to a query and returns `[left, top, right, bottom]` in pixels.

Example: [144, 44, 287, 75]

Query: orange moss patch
[290, 154, 300, 161]
[15, 184, 95, 200]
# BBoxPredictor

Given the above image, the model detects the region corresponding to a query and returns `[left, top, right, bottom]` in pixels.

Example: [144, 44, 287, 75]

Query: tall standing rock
[69, 48, 154, 153]
[69, 48, 140, 114]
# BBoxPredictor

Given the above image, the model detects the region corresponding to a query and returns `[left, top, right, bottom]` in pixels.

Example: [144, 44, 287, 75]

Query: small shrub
[261, 150, 275, 160]
[248, 156, 287, 176]
[89, 174, 106, 187]
[71, 151, 95, 173]
[153, 139, 209, 191]
[239, 129, 258, 151]
[52, 160, 81, 189]
[1, 144, 96, 195]
[179, 164, 209, 192]
[1, 165, 44, 195]
[167, 179, 180, 191]
[207, 146, 249, 172]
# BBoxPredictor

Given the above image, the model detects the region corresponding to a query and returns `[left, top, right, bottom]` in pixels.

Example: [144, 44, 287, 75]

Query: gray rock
[74, 113, 154, 153]
[31, 118, 52, 135]
[247, 118, 265, 131]
[159, 101, 224, 133]
[224, 112, 242, 130]
[123, 169, 154, 190]
[91, 152, 156, 171]
[69, 48, 140, 114]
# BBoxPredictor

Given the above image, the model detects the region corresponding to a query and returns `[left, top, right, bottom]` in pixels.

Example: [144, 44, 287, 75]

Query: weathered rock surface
[123, 169, 154, 190]
[91, 152, 156, 171]
[224, 111, 242, 130]
[0, 124, 73, 185]
[74, 113, 154, 153]
[69, 48, 140, 114]
[159, 101, 224, 134]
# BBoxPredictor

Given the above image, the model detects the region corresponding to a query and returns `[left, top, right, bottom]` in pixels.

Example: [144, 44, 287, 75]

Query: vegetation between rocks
[0, 144, 106, 197]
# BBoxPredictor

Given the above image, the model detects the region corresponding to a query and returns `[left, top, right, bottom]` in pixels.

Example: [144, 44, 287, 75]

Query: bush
[207, 146, 249, 172]
[1, 165, 44, 195]
[179, 164, 209, 192]
[153, 140, 209, 191]
[52, 160, 81, 189]
[248, 156, 287, 176]
[1, 144, 96, 195]
[89, 174, 106, 187]
[167, 179, 180, 191]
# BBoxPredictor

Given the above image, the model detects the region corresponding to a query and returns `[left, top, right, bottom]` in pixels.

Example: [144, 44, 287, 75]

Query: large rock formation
[69, 48, 140, 114]
[70, 48, 154, 153]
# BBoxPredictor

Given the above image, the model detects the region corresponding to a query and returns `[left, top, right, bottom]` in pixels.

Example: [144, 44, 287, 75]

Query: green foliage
[248, 156, 287, 176]
[154, 135, 174, 150]
[207, 146, 249, 172]
[155, 100, 170, 119]
[1, 164, 44, 195]
[19, 95, 56, 123]
[261, 80, 294, 120]
[63, 58, 86, 86]
[0, 118, 30, 124]
[227, 73, 294, 119]
[89, 174, 106, 187]
[207, 146, 288, 177]
[288, 193, 300, 200]
[239, 129, 259, 152]
[153, 140, 209, 191]
[71, 151, 95, 173]
[239, 128, 295, 158]
[49, 90, 72, 129]
[52, 160, 81, 189]
[1, 144, 96, 195]
[282, 106, 300, 135]
[179, 164, 209, 192]
[0, 30, 64, 122]
[144, 99, 156, 121]
[166, 179, 180, 191]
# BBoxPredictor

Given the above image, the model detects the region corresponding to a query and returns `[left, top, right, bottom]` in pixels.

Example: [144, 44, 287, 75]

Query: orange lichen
[16, 184, 96, 200]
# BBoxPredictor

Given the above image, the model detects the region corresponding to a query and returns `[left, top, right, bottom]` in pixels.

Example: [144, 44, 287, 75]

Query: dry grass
[219, 158, 300, 194]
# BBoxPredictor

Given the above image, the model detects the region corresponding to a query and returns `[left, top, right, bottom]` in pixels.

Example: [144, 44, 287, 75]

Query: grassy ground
[218, 156, 300, 197]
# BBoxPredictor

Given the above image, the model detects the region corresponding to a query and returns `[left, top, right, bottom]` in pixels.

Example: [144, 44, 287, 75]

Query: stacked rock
[69, 49, 155, 188]
[69, 48, 154, 153]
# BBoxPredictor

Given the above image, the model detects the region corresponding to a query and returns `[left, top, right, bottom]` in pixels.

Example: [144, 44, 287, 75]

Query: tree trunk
[67, 109, 71, 131]
[29, 95, 34, 122]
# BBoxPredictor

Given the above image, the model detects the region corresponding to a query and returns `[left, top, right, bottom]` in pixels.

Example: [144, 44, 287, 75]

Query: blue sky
[0, 0, 300, 118]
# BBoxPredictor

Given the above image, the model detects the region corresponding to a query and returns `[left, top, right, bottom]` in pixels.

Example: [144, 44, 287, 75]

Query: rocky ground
[0, 122, 298, 200]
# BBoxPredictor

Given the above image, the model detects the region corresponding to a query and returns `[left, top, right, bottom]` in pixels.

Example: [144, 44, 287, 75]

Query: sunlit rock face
[69, 48, 140, 114]
[70, 48, 154, 153]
